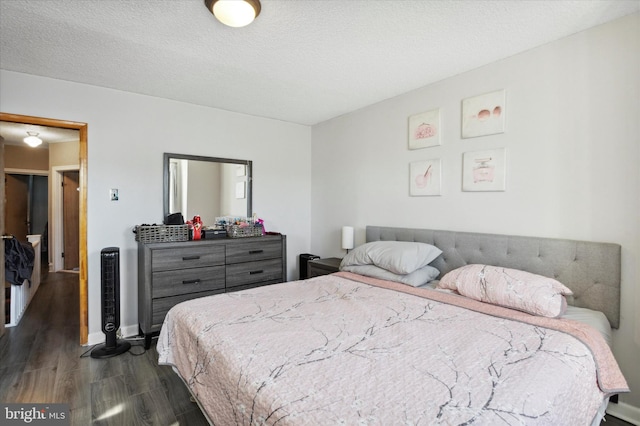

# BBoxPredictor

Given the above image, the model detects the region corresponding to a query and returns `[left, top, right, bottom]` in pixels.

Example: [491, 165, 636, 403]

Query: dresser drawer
[151, 289, 224, 329]
[152, 266, 225, 298]
[152, 245, 225, 271]
[226, 258, 283, 289]
[226, 239, 282, 264]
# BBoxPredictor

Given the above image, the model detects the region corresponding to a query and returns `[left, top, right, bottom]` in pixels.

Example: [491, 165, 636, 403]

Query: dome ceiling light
[23, 131, 43, 148]
[204, 0, 261, 28]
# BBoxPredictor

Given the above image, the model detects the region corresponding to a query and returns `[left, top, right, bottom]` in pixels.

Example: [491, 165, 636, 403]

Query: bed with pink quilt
[157, 226, 628, 425]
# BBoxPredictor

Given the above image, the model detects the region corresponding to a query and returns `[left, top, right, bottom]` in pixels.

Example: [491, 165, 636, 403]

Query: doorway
[4, 173, 48, 243]
[0, 113, 88, 344]
[5, 174, 29, 241]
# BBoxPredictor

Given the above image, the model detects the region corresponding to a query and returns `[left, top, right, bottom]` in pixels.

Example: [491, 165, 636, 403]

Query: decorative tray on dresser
[138, 234, 286, 348]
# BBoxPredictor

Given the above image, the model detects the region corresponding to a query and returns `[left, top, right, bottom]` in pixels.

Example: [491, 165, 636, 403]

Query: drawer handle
[249, 250, 264, 254]
[182, 255, 201, 261]
[249, 270, 264, 275]
[182, 279, 201, 285]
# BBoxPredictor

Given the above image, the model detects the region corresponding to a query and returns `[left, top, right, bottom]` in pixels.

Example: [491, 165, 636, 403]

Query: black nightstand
[307, 257, 342, 278]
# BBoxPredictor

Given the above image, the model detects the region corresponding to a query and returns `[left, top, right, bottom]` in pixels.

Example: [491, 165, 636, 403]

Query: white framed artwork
[410, 159, 441, 196]
[462, 148, 506, 192]
[462, 90, 506, 138]
[408, 108, 441, 149]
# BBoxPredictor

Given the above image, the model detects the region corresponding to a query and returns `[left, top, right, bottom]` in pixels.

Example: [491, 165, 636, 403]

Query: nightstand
[307, 257, 342, 278]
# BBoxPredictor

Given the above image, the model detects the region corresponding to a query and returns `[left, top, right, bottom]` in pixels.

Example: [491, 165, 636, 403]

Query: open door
[5, 174, 29, 242]
[62, 171, 80, 270]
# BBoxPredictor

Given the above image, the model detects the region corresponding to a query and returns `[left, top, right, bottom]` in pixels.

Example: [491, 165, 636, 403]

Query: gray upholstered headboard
[366, 226, 622, 328]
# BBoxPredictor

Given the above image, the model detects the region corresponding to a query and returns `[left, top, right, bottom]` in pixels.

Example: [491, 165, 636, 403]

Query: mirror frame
[163, 153, 252, 222]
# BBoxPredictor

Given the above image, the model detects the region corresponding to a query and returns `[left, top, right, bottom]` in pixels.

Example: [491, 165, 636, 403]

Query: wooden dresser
[138, 234, 286, 348]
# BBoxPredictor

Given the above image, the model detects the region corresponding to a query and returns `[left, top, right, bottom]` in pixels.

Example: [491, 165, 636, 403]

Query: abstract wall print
[410, 159, 441, 196]
[462, 148, 506, 191]
[462, 90, 506, 138]
[408, 108, 441, 149]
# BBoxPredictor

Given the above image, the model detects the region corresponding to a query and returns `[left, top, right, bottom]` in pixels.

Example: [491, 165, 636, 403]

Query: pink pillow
[437, 264, 573, 318]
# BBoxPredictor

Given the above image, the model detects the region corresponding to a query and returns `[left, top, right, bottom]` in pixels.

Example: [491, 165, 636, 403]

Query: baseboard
[607, 401, 640, 425]
[120, 324, 140, 340]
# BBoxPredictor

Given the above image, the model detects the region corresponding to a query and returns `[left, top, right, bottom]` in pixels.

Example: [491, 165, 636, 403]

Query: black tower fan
[91, 247, 131, 358]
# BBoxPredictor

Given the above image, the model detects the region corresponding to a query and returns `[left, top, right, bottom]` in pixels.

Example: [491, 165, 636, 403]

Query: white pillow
[341, 264, 440, 287]
[340, 241, 442, 275]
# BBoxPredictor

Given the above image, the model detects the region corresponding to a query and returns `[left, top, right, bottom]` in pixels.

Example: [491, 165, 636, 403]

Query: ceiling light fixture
[204, 0, 261, 28]
[23, 131, 43, 148]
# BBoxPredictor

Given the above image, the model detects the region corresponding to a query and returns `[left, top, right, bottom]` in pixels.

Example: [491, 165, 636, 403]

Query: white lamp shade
[341, 226, 355, 250]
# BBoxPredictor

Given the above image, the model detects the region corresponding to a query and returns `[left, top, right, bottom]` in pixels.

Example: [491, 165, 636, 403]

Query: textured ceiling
[1, 1, 638, 126]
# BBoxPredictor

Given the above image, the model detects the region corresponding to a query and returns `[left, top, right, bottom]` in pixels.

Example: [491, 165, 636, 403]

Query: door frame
[0, 113, 88, 345]
[1, 135, 5, 338]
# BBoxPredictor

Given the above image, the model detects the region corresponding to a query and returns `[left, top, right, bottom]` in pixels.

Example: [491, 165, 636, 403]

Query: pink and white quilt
[157, 272, 628, 425]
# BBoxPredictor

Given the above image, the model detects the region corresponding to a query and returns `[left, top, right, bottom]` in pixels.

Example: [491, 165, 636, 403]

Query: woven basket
[135, 225, 189, 243]
[226, 224, 263, 238]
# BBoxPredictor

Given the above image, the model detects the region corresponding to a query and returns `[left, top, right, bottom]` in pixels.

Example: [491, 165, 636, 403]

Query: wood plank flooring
[1, 271, 634, 425]
[0, 272, 208, 425]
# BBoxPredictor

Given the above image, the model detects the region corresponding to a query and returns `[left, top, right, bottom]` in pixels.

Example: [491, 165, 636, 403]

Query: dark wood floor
[1, 271, 633, 426]
[0, 272, 208, 425]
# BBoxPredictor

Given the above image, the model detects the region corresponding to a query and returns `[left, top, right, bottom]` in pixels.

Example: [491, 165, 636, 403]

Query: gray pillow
[341, 264, 440, 287]
[340, 241, 442, 274]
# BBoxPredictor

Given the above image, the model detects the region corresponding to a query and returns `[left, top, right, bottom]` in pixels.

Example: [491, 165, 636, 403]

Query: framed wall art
[461, 89, 506, 138]
[410, 159, 441, 196]
[408, 108, 441, 149]
[462, 148, 506, 192]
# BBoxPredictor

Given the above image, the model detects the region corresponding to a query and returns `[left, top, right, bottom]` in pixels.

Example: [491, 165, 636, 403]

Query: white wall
[0, 70, 312, 344]
[311, 13, 640, 416]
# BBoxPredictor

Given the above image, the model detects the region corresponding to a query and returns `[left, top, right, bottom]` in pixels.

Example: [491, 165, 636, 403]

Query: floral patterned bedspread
[157, 272, 628, 425]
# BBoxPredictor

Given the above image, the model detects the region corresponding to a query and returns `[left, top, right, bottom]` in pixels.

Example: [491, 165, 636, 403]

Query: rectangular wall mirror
[163, 153, 252, 225]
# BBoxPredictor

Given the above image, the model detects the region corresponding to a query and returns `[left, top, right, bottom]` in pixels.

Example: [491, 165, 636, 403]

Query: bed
[157, 226, 628, 425]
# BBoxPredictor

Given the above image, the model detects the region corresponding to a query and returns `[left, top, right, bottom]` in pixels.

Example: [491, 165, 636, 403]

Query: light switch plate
[110, 189, 119, 201]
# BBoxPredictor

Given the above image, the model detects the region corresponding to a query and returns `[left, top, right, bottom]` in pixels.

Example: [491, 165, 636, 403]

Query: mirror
[163, 153, 252, 225]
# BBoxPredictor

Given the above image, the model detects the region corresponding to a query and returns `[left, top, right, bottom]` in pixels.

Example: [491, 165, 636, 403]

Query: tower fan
[91, 247, 131, 359]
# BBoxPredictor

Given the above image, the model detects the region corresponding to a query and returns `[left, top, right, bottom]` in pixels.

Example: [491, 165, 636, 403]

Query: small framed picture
[408, 108, 441, 149]
[410, 159, 441, 196]
[462, 148, 506, 192]
[462, 90, 506, 138]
